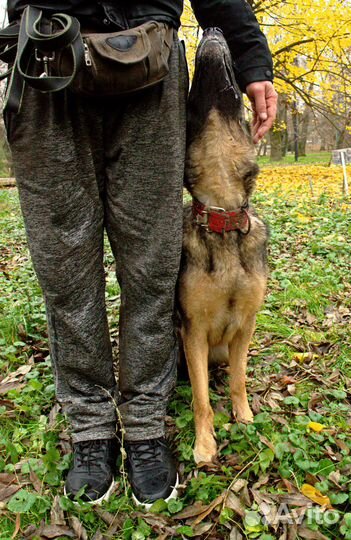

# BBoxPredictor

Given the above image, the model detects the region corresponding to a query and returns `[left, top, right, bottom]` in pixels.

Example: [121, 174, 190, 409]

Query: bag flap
[85, 24, 154, 65]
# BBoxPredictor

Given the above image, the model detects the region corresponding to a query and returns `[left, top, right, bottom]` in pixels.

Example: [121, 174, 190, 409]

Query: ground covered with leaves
[0, 164, 351, 540]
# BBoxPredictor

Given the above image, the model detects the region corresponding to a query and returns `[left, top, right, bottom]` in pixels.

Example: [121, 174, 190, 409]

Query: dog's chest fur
[179, 207, 267, 349]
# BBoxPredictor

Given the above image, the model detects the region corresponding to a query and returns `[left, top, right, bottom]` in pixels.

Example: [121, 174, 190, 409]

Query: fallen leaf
[307, 422, 325, 433]
[287, 523, 298, 540]
[292, 352, 318, 364]
[50, 495, 65, 526]
[192, 521, 213, 536]
[91, 531, 104, 540]
[68, 516, 88, 540]
[259, 436, 275, 452]
[0, 485, 21, 502]
[192, 494, 224, 526]
[230, 525, 244, 540]
[281, 479, 297, 493]
[225, 492, 245, 517]
[38, 524, 75, 539]
[29, 470, 42, 494]
[230, 479, 248, 493]
[174, 501, 205, 520]
[0, 382, 25, 395]
[252, 474, 270, 489]
[297, 527, 330, 540]
[0, 472, 17, 485]
[300, 484, 331, 508]
[94, 508, 116, 526]
[11, 513, 21, 539]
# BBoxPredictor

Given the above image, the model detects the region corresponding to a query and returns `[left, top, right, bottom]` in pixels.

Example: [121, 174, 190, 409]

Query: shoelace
[75, 440, 107, 468]
[129, 439, 167, 469]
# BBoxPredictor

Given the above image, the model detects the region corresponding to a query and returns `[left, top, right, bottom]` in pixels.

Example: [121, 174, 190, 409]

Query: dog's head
[186, 28, 258, 207]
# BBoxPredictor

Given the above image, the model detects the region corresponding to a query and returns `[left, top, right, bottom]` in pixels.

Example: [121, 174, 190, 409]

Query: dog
[178, 28, 268, 465]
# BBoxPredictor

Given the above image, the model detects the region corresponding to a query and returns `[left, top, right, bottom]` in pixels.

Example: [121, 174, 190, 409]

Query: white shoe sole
[131, 474, 180, 510]
[64, 479, 115, 505]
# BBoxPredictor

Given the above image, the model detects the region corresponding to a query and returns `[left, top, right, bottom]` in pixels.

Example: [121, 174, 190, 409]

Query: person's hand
[246, 81, 278, 144]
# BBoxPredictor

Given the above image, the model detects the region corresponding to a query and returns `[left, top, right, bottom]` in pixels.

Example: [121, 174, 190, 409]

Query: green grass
[258, 151, 331, 167]
[0, 185, 351, 539]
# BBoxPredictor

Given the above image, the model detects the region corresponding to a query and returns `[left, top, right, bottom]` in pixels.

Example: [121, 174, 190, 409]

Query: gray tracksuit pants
[7, 36, 188, 443]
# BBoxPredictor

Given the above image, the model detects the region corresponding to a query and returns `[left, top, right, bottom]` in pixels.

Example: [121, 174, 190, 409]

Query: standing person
[3, 0, 277, 506]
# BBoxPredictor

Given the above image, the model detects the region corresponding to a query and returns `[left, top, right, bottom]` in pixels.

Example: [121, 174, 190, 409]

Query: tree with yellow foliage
[181, 0, 351, 160]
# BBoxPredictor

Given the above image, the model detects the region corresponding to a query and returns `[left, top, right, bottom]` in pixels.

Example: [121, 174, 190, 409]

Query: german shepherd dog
[178, 28, 268, 464]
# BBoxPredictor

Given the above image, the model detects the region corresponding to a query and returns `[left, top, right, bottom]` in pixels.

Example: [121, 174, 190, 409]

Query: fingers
[246, 81, 278, 144]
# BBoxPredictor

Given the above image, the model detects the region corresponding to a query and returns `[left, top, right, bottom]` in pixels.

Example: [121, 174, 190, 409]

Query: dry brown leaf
[328, 470, 341, 486]
[0, 473, 16, 486]
[0, 485, 22, 502]
[68, 516, 88, 540]
[22, 525, 37, 538]
[11, 513, 21, 539]
[335, 438, 350, 454]
[281, 479, 297, 493]
[251, 490, 278, 529]
[192, 494, 224, 526]
[279, 375, 297, 386]
[192, 521, 213, 537]
[297, 527, 330, 540]
[240, 484, 251, 507]
[251, 393, 261, 414]
[1, 364, 32, 384]
[259, 436, 275, 452]
[94, 508, 115, 526]
[141, 514, 176, 536]
[229, 525, 244, 540]
[287, 384, 296, 395]
[308, 393, 323, 410]
[174, 501, 205, 520]
[29, 470, 42, 494]
[37, 524, 75, 539]
[225, 492, 245, 517]
[0, 382, 25, 395]
[48, 404, 61, 428]
[230, 479, 248, 494]
[252, 474, 270, 490]
[91, 531, 104, 540]
[270, 493, 311, 506]
[287, 523, 298, 540]
[50, 495, 65, 527]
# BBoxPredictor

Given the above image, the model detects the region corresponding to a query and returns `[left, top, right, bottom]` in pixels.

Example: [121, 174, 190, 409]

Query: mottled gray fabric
[7, 37, 188, 443]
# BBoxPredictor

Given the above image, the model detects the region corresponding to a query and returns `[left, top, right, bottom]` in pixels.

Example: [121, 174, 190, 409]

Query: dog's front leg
[228, 317, 256, 424]
[182, 329, 217, 464]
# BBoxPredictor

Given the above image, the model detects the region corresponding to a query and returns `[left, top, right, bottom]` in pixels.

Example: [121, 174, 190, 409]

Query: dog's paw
[234, 406, 254, 424]
[194, 437, 217, 465]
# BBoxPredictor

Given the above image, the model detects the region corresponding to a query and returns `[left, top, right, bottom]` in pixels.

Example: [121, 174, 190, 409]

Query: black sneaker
[64, 438, 118, 504]
[125, 437, 179, 509]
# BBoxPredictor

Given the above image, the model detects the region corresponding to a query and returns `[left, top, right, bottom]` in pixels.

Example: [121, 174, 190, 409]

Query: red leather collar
[192, 198, 250, 234]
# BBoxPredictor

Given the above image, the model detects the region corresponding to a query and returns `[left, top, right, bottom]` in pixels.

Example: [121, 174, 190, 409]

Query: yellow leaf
[307, 421, 325, 432]
[301, 484, 331, 508]
[296, 213, 312, 223]
[292, 352, 318, 363]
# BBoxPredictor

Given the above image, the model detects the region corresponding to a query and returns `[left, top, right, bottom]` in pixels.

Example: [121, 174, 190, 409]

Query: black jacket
[6, 0, 274, 91]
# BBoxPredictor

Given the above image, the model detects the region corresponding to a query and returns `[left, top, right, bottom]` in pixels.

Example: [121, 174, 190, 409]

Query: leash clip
[35, 49, 55, 77]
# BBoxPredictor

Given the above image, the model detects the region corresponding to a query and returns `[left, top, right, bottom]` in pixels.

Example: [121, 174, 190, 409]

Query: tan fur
[179, 108, 268, 464]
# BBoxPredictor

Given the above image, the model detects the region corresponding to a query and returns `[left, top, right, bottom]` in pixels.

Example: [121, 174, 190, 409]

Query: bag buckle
[35, 49, 55, 78]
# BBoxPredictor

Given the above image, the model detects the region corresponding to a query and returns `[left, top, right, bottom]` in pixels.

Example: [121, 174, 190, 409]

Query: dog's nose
[203, 27, 224, 37]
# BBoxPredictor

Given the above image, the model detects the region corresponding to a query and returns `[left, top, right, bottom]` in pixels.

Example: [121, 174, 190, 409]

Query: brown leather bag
[57, 21, 174, 96]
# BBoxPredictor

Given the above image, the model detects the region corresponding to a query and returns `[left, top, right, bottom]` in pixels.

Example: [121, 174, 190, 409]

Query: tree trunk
[270, 94, 288, 162]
